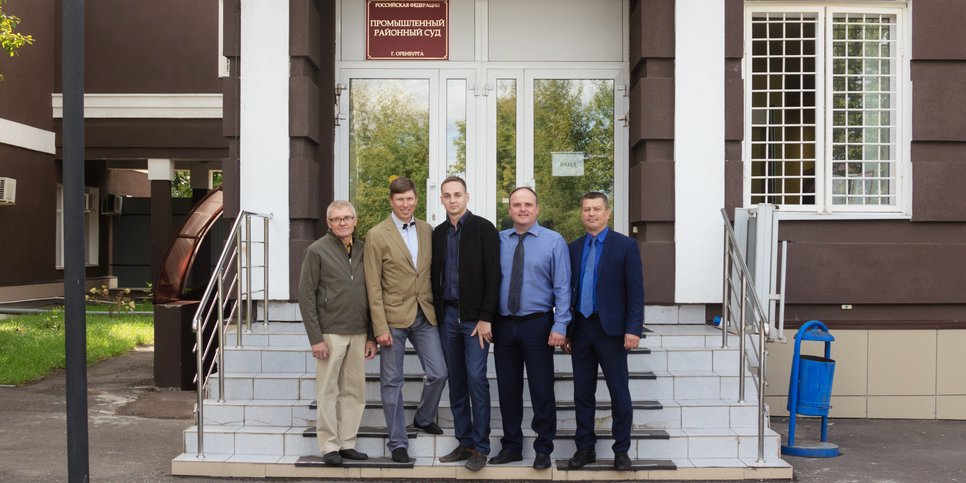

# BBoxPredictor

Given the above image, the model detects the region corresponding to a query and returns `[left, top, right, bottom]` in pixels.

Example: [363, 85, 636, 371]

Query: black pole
[62, 0, 89, 481]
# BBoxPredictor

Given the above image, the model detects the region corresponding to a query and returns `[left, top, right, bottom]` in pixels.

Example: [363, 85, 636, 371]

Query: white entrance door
[336, 67, 626, 240]
[336, 68, 477, 233]
[486, 68, 627, 240]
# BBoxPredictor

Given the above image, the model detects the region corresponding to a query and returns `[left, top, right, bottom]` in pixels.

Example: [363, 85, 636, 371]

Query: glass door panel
[445, 79, 467, 178]
[347, 78, 431, 236]
[495, 78, 518, 230]
[530, 78, 616, 240]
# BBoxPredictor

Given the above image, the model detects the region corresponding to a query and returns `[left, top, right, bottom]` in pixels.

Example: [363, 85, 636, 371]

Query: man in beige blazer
[364, 176, 448, 463]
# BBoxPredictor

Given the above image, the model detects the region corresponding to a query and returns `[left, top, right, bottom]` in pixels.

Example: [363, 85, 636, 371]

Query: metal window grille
[748, 8, 899, 210]
[750, 12, 819, 205]
[829, 13, 897, 206]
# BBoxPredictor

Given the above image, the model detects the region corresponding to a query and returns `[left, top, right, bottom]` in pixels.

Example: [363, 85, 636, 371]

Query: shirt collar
[513, 221, 541, 238]
[449, 210, 471, 231]
[390, 212, 416, 230]
[586, 226, 609, 246]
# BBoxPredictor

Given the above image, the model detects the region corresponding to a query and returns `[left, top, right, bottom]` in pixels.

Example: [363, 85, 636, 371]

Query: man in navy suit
[565, 192, 644, 471]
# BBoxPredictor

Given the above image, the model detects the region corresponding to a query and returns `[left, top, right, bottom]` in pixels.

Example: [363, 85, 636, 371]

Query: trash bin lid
[801, 327, 834, 342]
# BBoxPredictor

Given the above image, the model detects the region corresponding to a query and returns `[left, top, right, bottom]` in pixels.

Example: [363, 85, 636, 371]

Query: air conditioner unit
[0, 177, 15, 205]
[102, 194, 123, 215]
[83, 192, 93, 213]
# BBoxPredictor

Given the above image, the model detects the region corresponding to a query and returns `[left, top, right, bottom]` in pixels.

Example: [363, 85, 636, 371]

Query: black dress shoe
[322, 450, 342, 466]
[488, 450, 523, 465]
[533, 452, 552, 470]
[411, 420, 444, 435]
[613, 451, 632, 471]
[568, 448, 597, 469]
[339, 448, 368, 460]
[391, 447, 411, 463]
[439, 445, 474, 463]
[465, 450, 487, 471]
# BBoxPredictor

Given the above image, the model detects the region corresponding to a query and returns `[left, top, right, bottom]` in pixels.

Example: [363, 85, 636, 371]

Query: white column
[147, 158, 175, 181]
[674, 1, 724, 303]
[240, 0, 289, 299]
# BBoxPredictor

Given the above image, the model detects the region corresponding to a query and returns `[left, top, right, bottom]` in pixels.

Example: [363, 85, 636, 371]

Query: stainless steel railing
[192, 211, 272, 458]
[720, 208, 772, 463]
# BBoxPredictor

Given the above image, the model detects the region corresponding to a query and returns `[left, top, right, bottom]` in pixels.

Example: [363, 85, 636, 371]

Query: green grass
[0, 310, 154, 386]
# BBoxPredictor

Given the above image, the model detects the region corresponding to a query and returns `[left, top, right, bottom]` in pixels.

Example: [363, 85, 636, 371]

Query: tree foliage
[0, 0, 34, 81]
[349, 80, 430, 237]
[347, 77, 615, 242]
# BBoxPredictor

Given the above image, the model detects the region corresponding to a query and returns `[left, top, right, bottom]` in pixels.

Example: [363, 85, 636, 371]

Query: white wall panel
[488, 0, 622, 62]
[674, 0, 724, 303]
[240, 0, 289, 299]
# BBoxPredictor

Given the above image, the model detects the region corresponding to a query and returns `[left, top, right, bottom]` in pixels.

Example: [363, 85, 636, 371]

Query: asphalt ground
[1, 346, 965, 482]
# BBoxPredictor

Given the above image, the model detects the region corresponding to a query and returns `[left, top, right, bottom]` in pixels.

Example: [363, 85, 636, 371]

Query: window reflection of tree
[348, 80, 430, 238]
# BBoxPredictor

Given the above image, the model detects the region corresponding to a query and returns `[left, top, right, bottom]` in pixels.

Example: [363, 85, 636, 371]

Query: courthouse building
[2, 0, 966, 478]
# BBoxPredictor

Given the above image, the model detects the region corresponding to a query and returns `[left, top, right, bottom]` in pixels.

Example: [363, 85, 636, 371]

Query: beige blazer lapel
[415, 221, 432, 273]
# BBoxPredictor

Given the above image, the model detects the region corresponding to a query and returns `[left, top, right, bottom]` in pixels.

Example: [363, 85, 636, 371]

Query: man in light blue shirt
[488, 186, 572, 470]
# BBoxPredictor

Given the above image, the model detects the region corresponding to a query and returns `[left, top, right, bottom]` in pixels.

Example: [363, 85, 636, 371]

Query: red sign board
[366, 1, 449, 60]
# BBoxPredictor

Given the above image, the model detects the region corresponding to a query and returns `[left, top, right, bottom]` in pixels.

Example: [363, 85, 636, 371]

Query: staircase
[171, 304, 791, 480]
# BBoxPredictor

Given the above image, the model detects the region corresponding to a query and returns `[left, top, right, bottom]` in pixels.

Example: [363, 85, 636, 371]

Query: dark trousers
[439, 305, 491, 454]
[493, 312, 556, 455]
[572, 313, 632, 452]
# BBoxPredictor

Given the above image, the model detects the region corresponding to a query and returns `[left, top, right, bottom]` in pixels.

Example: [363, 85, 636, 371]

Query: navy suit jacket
[569, 229, 645, 337]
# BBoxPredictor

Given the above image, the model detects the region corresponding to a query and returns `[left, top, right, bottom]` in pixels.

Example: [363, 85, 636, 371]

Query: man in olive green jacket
[299, 200, 377, 466]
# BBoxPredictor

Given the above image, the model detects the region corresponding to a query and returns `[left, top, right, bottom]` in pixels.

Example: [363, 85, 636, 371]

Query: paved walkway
[1, 347, 965, 482]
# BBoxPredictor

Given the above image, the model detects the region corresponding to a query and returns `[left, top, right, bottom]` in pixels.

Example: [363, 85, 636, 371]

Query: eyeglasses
[328, 216, 356, 224]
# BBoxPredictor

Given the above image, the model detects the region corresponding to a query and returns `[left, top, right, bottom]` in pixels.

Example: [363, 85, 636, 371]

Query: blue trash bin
[794, 354, 836, 417]
[782, 320, 841, 458]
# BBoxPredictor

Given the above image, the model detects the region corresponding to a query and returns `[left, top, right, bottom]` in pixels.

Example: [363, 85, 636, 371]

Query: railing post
[245, 213, 253, 332]
[758, 319, 767, 463]
[721, 228, 731, 349]
[235, 220, 244, 346]
[263, 216, 270, 326]
[194, 315, 205, 458]
[738, 272, 747, 404]
[216, 267, 226, 403]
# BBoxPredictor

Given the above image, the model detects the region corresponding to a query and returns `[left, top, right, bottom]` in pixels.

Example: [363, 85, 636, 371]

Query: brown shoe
[439, 445, 474, 463]
[465, 450, 487, 471]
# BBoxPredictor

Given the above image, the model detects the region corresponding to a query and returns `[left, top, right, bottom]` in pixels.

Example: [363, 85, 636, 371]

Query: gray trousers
[380, 309, 448, 451]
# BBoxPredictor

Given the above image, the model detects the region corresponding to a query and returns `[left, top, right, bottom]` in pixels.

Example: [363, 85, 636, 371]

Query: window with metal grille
[745, 5, 906, 213]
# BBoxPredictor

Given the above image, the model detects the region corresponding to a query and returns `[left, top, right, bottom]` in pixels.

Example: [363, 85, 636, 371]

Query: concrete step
[182, 424, 783, 461]
[207, 370, 758, 402]
[203, 397, 761, 431]
[172, 451, 792, 480]
[224, 322, 742, 350]
[225, 345, 659, 375]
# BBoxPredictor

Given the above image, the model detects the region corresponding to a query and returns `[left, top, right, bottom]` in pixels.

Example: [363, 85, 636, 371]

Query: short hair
[326, 200, 357, 219]
[441, 175, 467, 192]
[389, 176, 417, 197]
[509, 186, 538, 205]
[581, 192, 610, 209]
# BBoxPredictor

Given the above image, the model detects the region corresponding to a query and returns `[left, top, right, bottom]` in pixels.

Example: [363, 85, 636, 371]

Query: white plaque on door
[551, 152, 585, 177]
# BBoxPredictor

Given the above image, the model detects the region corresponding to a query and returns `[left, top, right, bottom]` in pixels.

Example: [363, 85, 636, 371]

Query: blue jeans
[439, 305, 491, 454]
[380, 309, 448, 451]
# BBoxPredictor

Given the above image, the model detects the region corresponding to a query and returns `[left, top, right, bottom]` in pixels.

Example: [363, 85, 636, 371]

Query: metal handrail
[720, 208, 771, 463]
[192, 211, 272, 458]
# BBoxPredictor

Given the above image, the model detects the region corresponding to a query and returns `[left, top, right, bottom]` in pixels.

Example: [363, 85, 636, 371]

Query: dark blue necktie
[579, 237, 597, 318]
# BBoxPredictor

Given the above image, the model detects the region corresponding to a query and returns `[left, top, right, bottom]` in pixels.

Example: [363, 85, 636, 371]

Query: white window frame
[743, 2, 912, 220]
[56, 185, 99, 269]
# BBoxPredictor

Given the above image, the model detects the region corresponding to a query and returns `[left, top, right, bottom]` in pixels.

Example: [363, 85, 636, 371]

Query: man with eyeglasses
[298, 200, 377, 466]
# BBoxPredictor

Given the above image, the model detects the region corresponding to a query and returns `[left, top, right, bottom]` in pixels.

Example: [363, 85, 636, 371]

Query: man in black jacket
[431, 176, 501, 472]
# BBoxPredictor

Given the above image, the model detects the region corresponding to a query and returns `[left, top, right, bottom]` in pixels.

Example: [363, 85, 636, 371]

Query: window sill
[773, 211, 911, 221]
